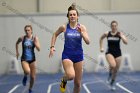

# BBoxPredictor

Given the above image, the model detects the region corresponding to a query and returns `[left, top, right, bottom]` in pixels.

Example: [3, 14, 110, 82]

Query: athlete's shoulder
[20, 35, 25, 41]
[62, 24, 67, 29]
[78, 24, 87, 31]
[58, 24, 67, 32]
[16, 35, 25, 44]
[104, 31, 110, 36]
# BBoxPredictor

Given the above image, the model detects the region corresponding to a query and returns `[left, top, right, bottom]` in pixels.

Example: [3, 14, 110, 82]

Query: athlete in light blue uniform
[49, 4, 90, 93]
[16, 25, 40, 93]
[21, 36, 35, 63]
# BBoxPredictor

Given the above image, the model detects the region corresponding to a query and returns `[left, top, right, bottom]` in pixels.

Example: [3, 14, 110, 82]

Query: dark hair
[67, 3, 79, 18]
[24, 25, 32, 31]
[110, 20, 118, 26]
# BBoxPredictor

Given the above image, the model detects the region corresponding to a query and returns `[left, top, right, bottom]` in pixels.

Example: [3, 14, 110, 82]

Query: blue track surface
[0, 72, 140, 93]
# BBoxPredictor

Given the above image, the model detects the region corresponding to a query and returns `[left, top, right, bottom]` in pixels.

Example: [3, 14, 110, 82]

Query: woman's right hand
[49, 47, 55, 58]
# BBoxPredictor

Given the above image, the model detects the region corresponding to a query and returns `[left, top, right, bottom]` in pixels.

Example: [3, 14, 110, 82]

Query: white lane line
[83, 80, 102, 93]
[116, 82, 133, 93]
[95, 76, 134, 93]
[83, 84, 91, 93]
[116, 74, 140, 93]
[47, 82, 59, 93]
[8, 84, 21, 93]
[47, 81, 73, 93]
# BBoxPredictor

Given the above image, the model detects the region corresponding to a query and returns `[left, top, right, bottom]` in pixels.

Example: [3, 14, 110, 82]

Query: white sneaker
[111, 85, 116, 91]
[110, 83, 116, 91]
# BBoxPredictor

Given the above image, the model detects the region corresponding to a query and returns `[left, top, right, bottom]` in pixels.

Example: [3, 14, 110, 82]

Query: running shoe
[60, 78, 67, 93]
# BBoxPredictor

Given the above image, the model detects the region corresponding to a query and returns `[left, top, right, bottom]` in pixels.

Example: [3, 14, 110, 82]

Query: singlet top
[107, 31, 121, 51]
[21, 36, 35, 61]
[63, 23, 83, 55]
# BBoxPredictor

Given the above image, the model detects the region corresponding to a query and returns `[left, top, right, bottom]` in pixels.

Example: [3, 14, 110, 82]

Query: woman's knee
[24, 69, 30, 75]
[110, 62, 121, 70]
[110, 62, 116, 68]
[67, 73, 75, 80]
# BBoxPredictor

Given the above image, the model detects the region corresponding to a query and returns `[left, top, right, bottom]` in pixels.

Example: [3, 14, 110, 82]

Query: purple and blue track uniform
[62, 23, 83, 63]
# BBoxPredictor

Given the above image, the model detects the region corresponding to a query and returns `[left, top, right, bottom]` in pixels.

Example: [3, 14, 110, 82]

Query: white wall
[0, 0, 140, 14]
[0, 0, 37, 14]
[112, 0, 140, 11]
[0, 12, 140, 74]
